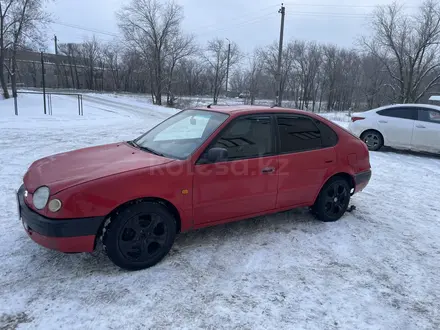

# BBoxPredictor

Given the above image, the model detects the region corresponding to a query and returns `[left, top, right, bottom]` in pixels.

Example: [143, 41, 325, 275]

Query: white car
[348, 104, 440, 153]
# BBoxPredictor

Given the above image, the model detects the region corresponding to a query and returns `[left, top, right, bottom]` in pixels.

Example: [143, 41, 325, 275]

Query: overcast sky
[45, 0, 420, 55]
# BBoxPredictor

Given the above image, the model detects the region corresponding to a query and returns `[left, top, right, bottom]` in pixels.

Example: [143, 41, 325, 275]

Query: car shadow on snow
[22, 207, 332, 275]
[377, 146, 440, 160]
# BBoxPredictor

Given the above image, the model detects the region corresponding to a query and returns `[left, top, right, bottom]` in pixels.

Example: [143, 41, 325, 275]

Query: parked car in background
[349, 104, 440, 153]
[17, 105, 371, 271]
[238, 91, 251, 98]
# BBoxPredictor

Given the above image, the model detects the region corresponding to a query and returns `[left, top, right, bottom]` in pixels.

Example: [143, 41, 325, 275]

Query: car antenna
[207, 104, 212, 108]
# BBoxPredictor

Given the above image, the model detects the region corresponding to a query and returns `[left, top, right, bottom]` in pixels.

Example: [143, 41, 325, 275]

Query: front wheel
[314, 177, 351, 222]
[103, 201, 176, 271]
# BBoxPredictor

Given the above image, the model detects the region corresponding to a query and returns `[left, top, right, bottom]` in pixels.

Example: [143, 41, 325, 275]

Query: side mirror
[207, 147, 228, 163]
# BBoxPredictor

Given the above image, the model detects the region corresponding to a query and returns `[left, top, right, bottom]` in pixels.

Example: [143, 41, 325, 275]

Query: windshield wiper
[141, 146, 166, 157]
[127, 140, 166, 157]
[138, 145, 166, 157]
[127, 140, 138, 148]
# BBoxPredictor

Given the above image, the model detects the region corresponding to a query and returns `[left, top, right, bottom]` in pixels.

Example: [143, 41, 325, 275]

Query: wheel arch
[313, 172, 355, 205]
[94, 196, 182, 248]
[360, 129, 385, 145]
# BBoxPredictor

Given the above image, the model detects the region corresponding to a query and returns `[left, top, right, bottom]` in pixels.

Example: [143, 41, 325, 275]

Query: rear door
[411, 108, 440, 153]
[275, 114, 338, 208]
[376, 107, 417, 148]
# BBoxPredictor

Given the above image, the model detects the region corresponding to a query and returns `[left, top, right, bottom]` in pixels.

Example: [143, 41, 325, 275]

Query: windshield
[134, 110, 229, 159]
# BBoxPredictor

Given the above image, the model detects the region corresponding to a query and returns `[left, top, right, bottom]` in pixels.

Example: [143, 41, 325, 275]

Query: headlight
[33, 186, 50, 210]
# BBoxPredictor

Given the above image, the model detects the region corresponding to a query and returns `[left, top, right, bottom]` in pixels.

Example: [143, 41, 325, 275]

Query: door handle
[416, 125, 426, 128]
[379, 120, 388, 123]
[325, 160, 334, 164]
[262, 167, 275, 173]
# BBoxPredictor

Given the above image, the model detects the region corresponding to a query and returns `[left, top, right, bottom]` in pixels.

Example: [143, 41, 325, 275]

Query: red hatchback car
[17, 106, 371, 270]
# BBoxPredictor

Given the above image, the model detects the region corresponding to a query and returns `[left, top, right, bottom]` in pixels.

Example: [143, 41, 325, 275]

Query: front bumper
[17, 184, 104, 253]
[354, 170, 372, 193]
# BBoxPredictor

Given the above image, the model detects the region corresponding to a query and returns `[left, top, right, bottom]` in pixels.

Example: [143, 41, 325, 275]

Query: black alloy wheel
[103, 202, 176, 270]
[314, 177, 351, 222]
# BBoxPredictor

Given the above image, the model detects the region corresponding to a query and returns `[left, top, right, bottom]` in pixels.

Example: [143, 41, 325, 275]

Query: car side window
[276, 115, 323, 153]
[377, 108, 417, 120]
[418, 109, 440, 124]
[314, 119, 339, 147]
[208, 115, 274, 161]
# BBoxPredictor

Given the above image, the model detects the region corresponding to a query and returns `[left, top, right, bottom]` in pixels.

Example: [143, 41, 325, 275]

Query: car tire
[314, 177, 351, 222]
[102, 201, 176, 271]
[361, 130, 383, 151]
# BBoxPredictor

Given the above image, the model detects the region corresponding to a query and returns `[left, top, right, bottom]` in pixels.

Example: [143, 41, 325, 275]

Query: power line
[51, 10, 278, 40]
[50, 6, 374, 44]
[52, 21, 119, 38]
[194, 12, 278, 37]
[287, 11, 373, 18]
[187, 4, 279, 33]
[283, 2, 416, 9]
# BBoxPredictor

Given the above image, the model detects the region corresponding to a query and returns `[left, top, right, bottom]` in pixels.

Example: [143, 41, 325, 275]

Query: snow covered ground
[1, 94, 440, 329]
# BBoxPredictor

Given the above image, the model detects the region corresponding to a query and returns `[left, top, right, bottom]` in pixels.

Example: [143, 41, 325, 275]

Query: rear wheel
[314, 177, 351, 222]
[361, 130, 383, 151]
[103, 201, 176, 271]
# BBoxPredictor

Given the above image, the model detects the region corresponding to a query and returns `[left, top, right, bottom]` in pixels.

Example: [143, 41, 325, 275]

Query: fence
[15, 91, 84, 116]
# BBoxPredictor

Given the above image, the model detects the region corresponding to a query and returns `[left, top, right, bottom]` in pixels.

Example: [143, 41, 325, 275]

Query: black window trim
[377, 107, 418, 120]
[274, 113, 337, 155]
[417, 107, 440, 124]
[196, 113, 278, 164]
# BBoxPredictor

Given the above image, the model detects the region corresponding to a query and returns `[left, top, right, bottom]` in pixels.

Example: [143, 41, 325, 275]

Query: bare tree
[362, 0, 440, 103]
[102, 42, 121, 91]
[229, 69, 245, 96]
[242, 52, 264, 105]
[204, 38, 240, 104]
[117, 0, 186, 105]
[0, 0, 49, 99]
[164, 34, 196, 105]
[176, 57, 206, 96]
[59, 43, 81, 89]
[78, 36, 101, 90]
[259, 41, 296, 105]
[293, 41, 322, 110]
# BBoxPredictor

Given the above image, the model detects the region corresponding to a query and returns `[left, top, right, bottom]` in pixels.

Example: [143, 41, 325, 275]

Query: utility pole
[225, 38, 231, 97]
[54, 35, 58, 55]
[41, 52, 47, 115]
[275, 3, 285, 107]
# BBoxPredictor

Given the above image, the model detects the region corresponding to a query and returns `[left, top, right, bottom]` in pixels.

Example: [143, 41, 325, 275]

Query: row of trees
[1, 0, 440, 111]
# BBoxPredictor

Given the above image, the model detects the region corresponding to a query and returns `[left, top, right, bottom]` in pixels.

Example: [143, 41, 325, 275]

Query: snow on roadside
[1, 95, 440, 329]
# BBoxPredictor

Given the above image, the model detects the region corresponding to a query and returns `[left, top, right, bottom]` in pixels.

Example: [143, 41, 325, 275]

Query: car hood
[23, 142, 174, 194]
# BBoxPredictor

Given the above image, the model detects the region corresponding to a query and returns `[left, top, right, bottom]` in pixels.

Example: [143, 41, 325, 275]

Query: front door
[411, 108, 440, 153]
[193, 115, 278, 225]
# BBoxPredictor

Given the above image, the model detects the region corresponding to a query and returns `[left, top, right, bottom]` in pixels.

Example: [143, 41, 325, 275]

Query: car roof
[192, 105, 317, 117]
[371, 103, 440, 112]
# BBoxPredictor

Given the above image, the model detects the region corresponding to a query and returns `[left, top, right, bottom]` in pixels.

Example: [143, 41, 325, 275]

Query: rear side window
[314, 119, 338, 147]
[276, 115, 322, 153]
[377, 108, 417, 120]
[418, 109, 440, 124]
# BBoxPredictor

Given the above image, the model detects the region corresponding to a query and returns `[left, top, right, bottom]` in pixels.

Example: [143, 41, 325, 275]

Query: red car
[17, 106, 371, 270]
